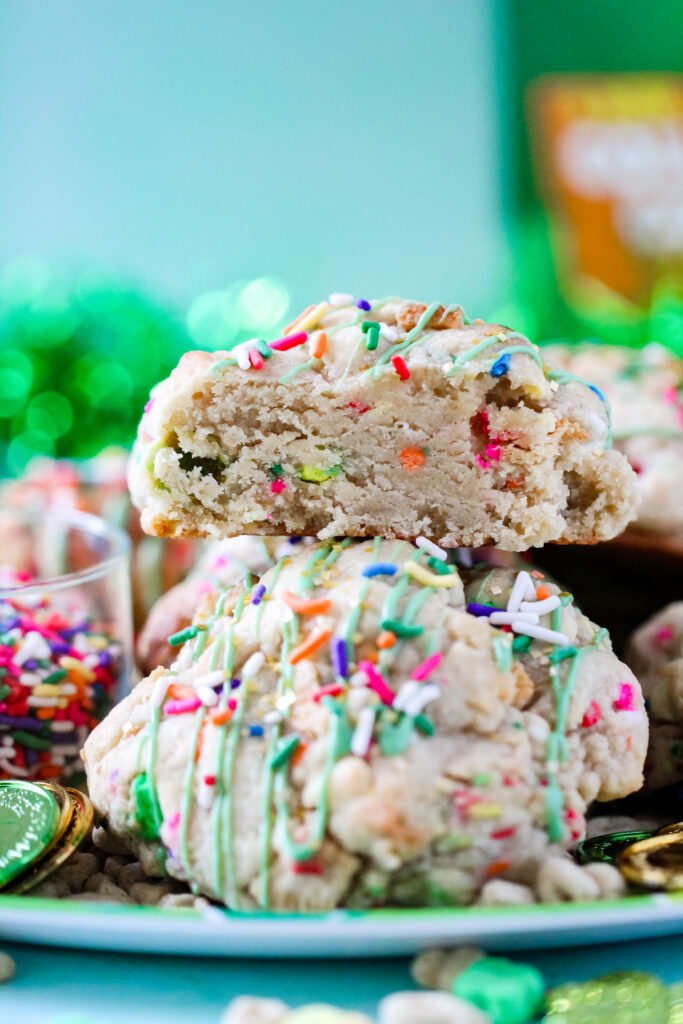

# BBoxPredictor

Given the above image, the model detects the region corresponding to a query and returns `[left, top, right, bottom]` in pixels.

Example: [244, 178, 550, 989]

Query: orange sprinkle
[506, 478, 523, 490]
[38, 765, 63, 779]
[288, 628, 332, 665]
[376, 631, 396, 649]
[195, 720, 207, 762]
[310, 330, 327, 360]
[399, 446, 425, 471]
[36, 708, 55, 720]
[282, 591, 332, 616]
[535, 585, 551, 600]
[282, 304, 315, 335]
[485, 860, 510, 877]
[291, 739, 309, 767]
[209, 707, 233, 726]
[168, 683, 197, 701]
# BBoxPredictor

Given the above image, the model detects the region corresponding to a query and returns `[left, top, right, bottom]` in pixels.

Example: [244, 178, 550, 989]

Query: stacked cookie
[84, 296, 648, 911]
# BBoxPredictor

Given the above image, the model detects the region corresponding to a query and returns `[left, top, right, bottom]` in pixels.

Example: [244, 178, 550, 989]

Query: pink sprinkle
[391, 354, 409, 381]
[0, 703, 7, 713]
[654, 626, 673, 646]
[664, 385, 677, 405]
[248, 349, 264, 369]
[484, 444, 501, 462]
[581, 701, 601, 727]
[453, 789, 480, 816]
[269, 331, 308, 352]
[311, 683, 344, 702]
[348, 401, 370, 415]
[164, 697, 202, 715]
[613, 683, 636, 712]
[490, 826, 517, 840]
[564, 808, 579, 821]
[271, 478, 286, 494]
[203, 774, 216, 786]
[358, 660, 394, 705]
[228, 698, 237, 711]
[160, 811, 180, 847]
[412, 652, 443, 681]
[475, 454, 491, 470]
[144, 397, 155, 414]
[502, 775, 516, 787]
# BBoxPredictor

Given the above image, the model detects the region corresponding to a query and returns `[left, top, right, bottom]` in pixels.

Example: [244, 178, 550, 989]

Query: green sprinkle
[269, 464, 283, 478]
[381, 619, 424, 638]
[361, 321, 380, 350]
[414, 714, 434, 735]
[43, 669, 68, 684]
[299, 464, 342, 483]
[426, 557, 454, 575]
[435, 833, 472, 852]
[471, 773, 491, 786]
[254, 338, 272, 359]
[168, 624, 205, 646]
[0, 684, 10, 701]
[512, 635, 532, 653]
[270, 735, 300, 770]
[11, 730, 52, 751]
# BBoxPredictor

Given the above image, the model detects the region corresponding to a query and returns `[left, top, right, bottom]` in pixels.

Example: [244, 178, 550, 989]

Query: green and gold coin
[618, 832, 683, 891]
[6, 787, 94, 895]
[0, 780, 64, 888]
[576, 830, 655, 865]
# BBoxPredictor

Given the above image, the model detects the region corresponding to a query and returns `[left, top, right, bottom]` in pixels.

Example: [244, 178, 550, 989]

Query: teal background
[0, 0, 511, 318]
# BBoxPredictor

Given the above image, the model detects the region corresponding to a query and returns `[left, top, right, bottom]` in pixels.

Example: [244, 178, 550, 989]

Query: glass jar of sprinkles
[0, 506, 133, 784]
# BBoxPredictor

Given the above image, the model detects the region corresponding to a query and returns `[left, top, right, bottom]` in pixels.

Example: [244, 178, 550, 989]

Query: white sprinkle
[242, 652, 265, 678]
[378, 322, 398, 342]
[1, 737, 15, 747]
[150, 674, 170, 708]
[351, 707, 376, 757]
[51, 721, 76, 732]
[52, 745, 80, 757]
[232, 343, 252, 371]
[14, 630, 51, 666]
[512, 622, 570, 646]
[60, 683, 78, 696]
[193, 670, 225, 690]
[83, 654, 101, 669]
[19, 672, 42, 688]
[404, 683, 441, 717]
[0, 759, 29, 777]
[275, 542, 293, 560]
[26, 696, 60, 707]
[519, 595, 561, 615]
[393, 681, 420, 712]
[197, 685, 219, 707]
[415, 536, 448, 561]
[457, 548, 473, 568]
[489, 611, 540, 626]
[263, 710, 283, 725]
[506, 571, 535, 614]
[50, 755, 66, 767]
[348, 671, 368, 688]
[546, 760, 559, 773]
[328, 292, 354, 307]
[275, 693, 297, 712]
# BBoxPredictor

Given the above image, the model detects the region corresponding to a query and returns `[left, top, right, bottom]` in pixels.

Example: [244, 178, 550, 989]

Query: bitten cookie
[627, 602, 683, 790]
[84, 538, 647, 912]
[128, 297, 638, 551]
[546, 342, 683, 547]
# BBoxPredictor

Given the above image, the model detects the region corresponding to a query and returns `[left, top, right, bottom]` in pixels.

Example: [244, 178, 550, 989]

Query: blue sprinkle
[230, 678, 241, 689]
[251, 584, 267, 606]
[248, 724, 264, 737]
[288, 537, 305, 545]
[355, 299, 371, 311]
[589, 384, 606, 402]
[490, 354, 511, 378]
[361, 562, 398, 578]
[331, 636, 348, 678]
[466, 602, 499, 617]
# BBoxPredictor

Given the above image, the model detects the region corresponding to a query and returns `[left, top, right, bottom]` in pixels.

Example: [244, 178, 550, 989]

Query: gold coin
[618, 832, 683, 891]
[657, 821, 683, 836]
[35, 781, 75, 854]
[6, 787, 94, 895]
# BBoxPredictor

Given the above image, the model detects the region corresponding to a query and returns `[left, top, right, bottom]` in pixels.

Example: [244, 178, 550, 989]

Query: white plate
[1, 893, 682, 957]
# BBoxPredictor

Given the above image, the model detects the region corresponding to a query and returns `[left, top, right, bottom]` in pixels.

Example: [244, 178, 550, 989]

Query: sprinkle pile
[0, 581, 122, 781]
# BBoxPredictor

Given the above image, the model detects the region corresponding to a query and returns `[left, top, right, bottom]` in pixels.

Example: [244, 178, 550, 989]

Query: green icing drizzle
[131, 771, 162, 841]
[278, 357, 318, 385]
[178, 706, 207, 882]
[492, 633, 513, 673]
[366, 301, 442, 379]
